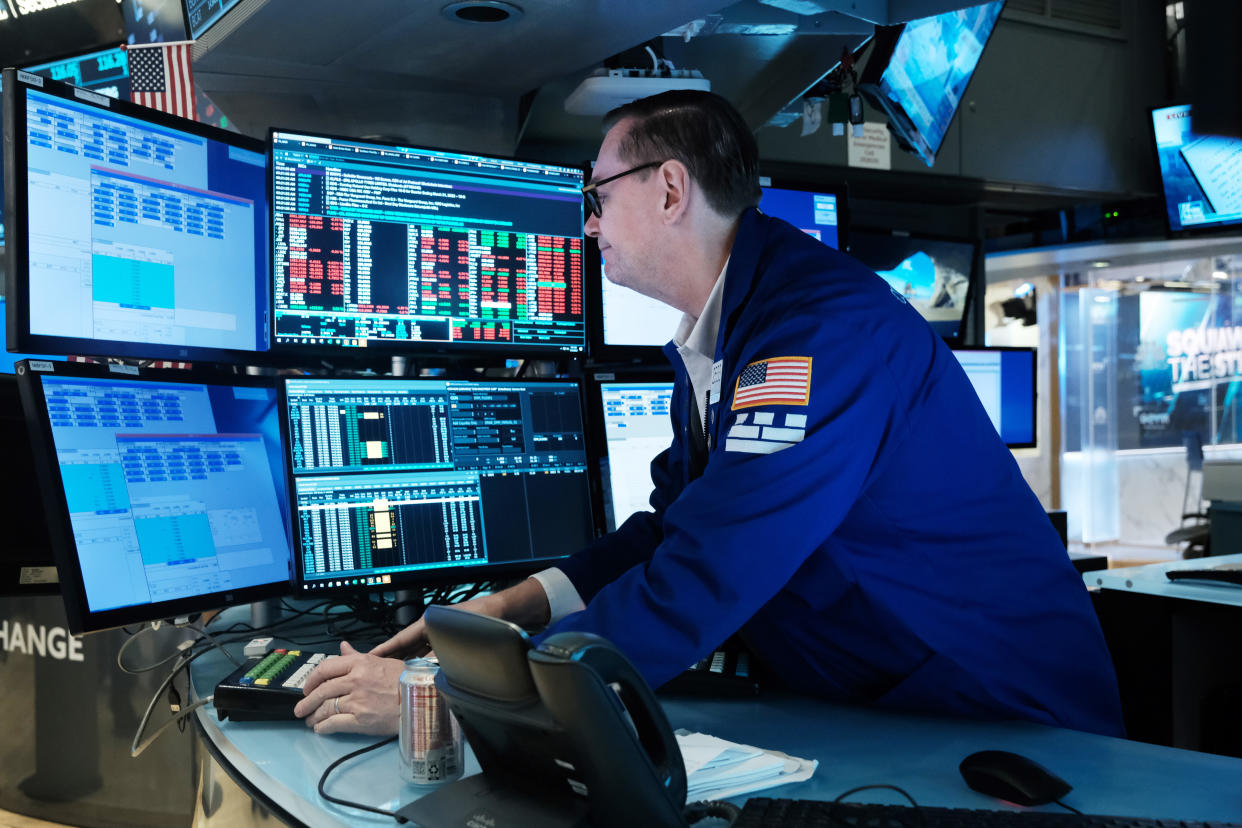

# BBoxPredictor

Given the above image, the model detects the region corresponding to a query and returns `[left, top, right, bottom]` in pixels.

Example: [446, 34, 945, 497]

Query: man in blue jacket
[296, 91, 1124, 739]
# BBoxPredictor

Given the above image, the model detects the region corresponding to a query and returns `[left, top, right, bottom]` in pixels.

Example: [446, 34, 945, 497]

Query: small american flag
[731, 356, 812, 410]
[127, 42, 197, 121]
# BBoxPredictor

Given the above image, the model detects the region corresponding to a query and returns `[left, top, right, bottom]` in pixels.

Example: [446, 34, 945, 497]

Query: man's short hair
[602, 90, 761, 219]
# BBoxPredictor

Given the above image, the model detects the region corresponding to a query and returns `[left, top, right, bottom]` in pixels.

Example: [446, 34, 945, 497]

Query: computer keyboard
[732, 799, 1242, 828]
[659, 645, 761, 698]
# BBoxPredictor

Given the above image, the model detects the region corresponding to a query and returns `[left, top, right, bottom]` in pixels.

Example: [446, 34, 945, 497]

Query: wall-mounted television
[847, 228, 976, 343]
[859, 1, 1005, 167]
[1151, 104, 1242, 235]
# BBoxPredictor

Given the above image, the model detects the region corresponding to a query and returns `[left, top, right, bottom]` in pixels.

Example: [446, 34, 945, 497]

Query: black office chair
[1165, 430, 1211, 558]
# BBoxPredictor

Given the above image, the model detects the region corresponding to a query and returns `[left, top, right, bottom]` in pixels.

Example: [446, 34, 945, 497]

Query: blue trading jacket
[548, 208, 1124, 737]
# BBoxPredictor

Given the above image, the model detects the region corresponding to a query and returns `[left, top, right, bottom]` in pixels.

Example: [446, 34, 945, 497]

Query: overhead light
[1214, 270, 1229, 280]
[1135, 276, 1146, 282]
[1014, 282, 1034, 298]
[1089, 260, 1111, 268]
[441, 1, 523, 24]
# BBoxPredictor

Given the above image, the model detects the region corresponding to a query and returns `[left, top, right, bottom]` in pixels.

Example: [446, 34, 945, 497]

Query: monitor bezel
[280, 373, 601, 597]
[857, 1, 1006, 167]
[846, 224, 978, 347]
[583, 367, 676, 533]
[585, 177, 850, 365]
[1147, 102, 1242, 238]
[15, 358, 294, 634]
[3, 68, 273, 366]
[950, 344, 1037, 449]
[266, 126, 590, 362]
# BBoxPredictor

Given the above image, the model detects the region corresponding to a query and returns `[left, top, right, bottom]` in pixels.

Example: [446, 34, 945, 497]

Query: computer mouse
[958, 750, 1073, 806]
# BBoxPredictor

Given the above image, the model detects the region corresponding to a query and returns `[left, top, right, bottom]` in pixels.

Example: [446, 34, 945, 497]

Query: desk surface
[1085, 552, 1242, 606]
[189, 609, 1242, 828]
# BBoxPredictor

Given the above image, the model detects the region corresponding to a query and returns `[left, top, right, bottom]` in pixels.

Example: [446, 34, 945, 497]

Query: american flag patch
[730, 357, 812, 410]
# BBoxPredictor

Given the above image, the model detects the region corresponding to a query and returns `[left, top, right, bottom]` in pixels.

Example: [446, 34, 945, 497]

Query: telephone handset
[396, 605, 688, 828]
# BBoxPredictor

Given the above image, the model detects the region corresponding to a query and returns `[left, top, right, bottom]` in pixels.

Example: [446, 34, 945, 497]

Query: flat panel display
[594, 184, 845, 355]
[283, 377, 596, 592]
[594, 378, 674, 531]
[3, 70, 270, 363]
[847, 228, 975, 342]
[17, 361, 293, 633]
[1151, 104, 1242, 235]
[859, 1, 1005, 166]
[182, 0, 243, 39]
[270, 130, 586, 357]
[951, 346, 1035, 448]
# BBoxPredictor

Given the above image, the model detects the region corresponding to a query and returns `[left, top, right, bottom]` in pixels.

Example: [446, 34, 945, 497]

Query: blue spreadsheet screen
[40, 375, 291, 613]
[270, 131, 586, 352]
[951, 349, 1035, 447]
[758, 188, 840, 250]
[22, 88, 268, 353]
[598, 382, 673, 531]
[284, 378, 593, 589]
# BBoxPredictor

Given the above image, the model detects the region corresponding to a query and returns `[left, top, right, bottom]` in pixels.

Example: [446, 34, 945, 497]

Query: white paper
[675, 731, 818, 801]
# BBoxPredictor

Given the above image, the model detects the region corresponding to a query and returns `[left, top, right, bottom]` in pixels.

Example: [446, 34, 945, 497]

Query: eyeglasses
[581, 161, 664, 219]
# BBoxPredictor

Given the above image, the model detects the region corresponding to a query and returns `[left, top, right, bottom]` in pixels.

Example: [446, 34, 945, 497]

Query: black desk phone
[397, 605, 689, 828]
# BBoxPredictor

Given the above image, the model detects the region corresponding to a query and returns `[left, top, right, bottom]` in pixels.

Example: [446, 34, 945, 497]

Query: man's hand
[293, 641, 404, 735]
[296, 578, 553, 736]
[369, 577, 552, 660]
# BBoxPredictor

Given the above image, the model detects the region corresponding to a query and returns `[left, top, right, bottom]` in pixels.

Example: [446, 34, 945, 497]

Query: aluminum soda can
[398, 657, 462, 785]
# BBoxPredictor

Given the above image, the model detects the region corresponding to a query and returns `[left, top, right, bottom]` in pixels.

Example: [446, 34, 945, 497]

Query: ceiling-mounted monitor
[183, 0, 243, 40]
[859, 1, 1005, 166]
[1151, 104, 1242, 235]
[3, 69, 271, 364]
[269, 130, 587, 359]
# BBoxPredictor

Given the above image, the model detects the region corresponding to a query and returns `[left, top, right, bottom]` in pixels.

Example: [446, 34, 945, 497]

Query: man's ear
[657, 160, 691, 225]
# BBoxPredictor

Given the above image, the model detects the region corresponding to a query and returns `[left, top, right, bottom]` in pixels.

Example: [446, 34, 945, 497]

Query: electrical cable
[833, 784, 926, 827]
[684, 799, 742, 824]
[1054, 799, 1083, 815]
[316, 735, 401, 818]
[131, 697, 214, 758]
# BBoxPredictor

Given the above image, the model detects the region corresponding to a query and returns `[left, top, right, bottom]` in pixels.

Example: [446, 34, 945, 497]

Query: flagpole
[122, 40, 197, 49]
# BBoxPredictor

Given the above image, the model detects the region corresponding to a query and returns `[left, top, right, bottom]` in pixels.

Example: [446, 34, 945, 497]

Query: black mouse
[958, 750, 1073, 807]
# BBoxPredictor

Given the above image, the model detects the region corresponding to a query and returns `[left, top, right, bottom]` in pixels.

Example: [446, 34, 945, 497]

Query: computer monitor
[0, 46, 131, 250]
[950, 346, 1036, 448]
[590, 183, 846, 360]
[3, 69, 270, 364]
[858, 1, 1005, 166]
[0, 373, 58, 595]
[269, 130, 587, 358]
[0, 298, 63, 373]
[586, 371, 675, 532]
[16, 359, 293, 633]
[1150, 104, 1242, 235]
[282, 376, 597, 593]
[182, 0, 243, 40]
[847, 227, 976, 343]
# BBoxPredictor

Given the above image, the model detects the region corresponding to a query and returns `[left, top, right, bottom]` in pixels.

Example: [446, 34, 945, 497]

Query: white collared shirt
[531, 260, 730, 623]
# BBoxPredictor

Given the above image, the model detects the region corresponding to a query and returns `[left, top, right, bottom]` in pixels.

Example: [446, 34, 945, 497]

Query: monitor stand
[394, 589, 425, 627]
[249, 598, 283, 629]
